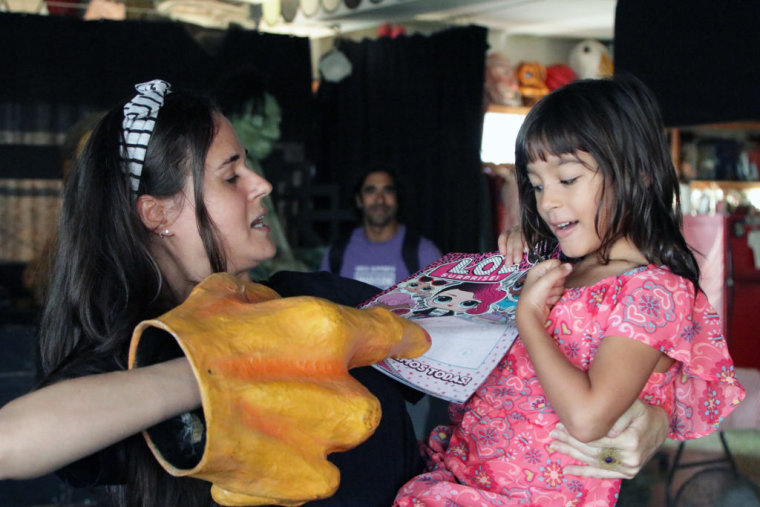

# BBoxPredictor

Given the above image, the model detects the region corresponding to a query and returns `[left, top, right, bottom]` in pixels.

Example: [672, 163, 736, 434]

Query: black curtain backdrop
[0, 12, 313, 273]
[615, 0, 760, 127]
[0, 13, 312, 149]
[314, 26, 489, 255]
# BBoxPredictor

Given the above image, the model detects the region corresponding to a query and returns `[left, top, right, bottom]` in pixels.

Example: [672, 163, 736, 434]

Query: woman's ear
[136, 194, 170, 233]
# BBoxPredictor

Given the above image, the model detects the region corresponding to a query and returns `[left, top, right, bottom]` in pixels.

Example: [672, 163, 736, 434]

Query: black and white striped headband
[120, 79, 172, 193]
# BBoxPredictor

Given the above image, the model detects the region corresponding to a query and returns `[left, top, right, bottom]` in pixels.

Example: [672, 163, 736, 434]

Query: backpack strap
[328, 234, 351, 274]
[401, 228, 421, 275]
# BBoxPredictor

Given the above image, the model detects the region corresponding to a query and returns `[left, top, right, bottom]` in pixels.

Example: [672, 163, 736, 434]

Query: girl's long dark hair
[514, 75, 700, 289]
[38, 89, 228, 506]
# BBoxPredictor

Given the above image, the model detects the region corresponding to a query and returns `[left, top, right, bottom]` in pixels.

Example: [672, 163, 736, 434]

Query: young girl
[394, 76, 745, 505]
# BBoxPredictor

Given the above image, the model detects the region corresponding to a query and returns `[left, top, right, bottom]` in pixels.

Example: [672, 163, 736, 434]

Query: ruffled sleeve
[604, 267, 745, 440]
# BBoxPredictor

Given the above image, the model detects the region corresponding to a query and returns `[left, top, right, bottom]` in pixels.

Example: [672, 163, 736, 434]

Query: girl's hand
[517, 259, 572, 326]
[497, 226, 526, 266]
[550, 400, 669, 479]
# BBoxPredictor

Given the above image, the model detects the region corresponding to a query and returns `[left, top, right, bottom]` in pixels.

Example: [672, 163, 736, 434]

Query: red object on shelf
[377, 23, 393, 38]
[45, 0, 83, 17]
[545, 64, 576, 91]
[377, 23, 406, 38]
[728, 219, 760, 282]
[390, 25, 406, 38]
[728, 281, 760, 369]
[682, 213, 760, 369]
[726, 213, 760, 369]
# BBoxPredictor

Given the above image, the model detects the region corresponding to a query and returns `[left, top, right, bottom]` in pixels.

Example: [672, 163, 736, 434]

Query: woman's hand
[550, 399, 669, 479]
[497, 226, 526, 265]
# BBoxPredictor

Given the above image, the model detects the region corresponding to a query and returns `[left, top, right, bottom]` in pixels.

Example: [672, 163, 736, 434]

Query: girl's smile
[548, 219, 579, 239]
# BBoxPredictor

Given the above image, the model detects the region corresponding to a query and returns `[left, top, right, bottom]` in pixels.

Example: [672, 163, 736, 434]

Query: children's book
[361, 247, 555, 403]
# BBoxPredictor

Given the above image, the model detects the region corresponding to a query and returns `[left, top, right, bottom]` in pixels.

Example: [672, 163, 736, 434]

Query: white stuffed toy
[568, 39, 614, 80]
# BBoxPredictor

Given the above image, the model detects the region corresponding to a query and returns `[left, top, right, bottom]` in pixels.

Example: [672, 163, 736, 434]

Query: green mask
[229, 93, 282, 161]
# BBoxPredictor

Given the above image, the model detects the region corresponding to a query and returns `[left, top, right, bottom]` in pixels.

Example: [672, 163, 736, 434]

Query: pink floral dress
[395, 265, 745, 506]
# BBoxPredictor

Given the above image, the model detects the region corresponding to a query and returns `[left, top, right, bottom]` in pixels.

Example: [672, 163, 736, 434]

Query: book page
[376, 317, 517, 403]
[420, 316, 509, 368]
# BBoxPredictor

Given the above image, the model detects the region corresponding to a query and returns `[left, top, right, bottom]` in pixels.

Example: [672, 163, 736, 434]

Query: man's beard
[365, 205, 395, 227]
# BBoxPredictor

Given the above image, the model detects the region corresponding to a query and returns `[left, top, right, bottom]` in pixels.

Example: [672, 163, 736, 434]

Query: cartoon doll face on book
[374, 275, 457, 315]
[411, 282, 508, 318]
[367, 251, 545, 321]
[491, 270, 528, 317]
[401, 275, 455, 297]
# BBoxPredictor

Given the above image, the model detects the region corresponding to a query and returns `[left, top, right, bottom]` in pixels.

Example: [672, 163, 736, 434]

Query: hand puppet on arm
[128, 273, 430, 506]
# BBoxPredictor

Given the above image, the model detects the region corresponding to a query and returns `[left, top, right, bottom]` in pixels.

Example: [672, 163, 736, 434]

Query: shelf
[670, 122, 760, 181]
[689, 180, 760, 191]
[671, 121, 760, 131]
[485, 104, 531, 115]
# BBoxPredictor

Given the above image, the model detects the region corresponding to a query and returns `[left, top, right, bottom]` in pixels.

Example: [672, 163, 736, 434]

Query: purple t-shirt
[319, 225, 442, 290]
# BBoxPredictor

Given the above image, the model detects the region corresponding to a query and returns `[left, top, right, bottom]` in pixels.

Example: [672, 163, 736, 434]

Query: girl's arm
[516, 260, 664, 442]
[551, 399, 669, 479]
[0, 357, 200, 480]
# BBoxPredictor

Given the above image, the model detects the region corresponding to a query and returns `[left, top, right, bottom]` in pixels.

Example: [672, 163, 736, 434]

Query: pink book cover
[361, 246, 555, 402]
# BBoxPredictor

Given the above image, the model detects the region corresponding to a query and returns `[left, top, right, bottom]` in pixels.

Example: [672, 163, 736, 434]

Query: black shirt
[56, 271, 423, 506]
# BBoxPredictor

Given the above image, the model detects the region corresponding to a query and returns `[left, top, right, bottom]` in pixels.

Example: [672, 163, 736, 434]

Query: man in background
[321, 167, 447, 442]
[320, 168, 441, 290]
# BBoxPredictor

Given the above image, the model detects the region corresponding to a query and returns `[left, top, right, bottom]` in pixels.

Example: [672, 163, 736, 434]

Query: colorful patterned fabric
[395, 265, 745, 506]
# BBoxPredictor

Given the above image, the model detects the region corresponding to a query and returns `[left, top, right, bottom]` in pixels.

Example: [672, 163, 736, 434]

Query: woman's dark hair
[514, 75, 700, 288]
[37, 87, 227, 506]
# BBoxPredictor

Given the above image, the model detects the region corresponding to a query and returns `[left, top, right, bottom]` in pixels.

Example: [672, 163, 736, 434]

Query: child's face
[526, 150, 606, 259]
[429, 288, 480, 311]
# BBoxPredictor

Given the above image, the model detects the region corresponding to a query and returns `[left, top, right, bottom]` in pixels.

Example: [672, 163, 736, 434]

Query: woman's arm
[551, 400, 669, 479]
[0, 357, 200, 480]
[516, 260, 664, 442]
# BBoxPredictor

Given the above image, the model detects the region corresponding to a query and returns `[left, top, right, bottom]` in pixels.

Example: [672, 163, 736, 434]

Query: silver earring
[159, 228, 170, 239]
